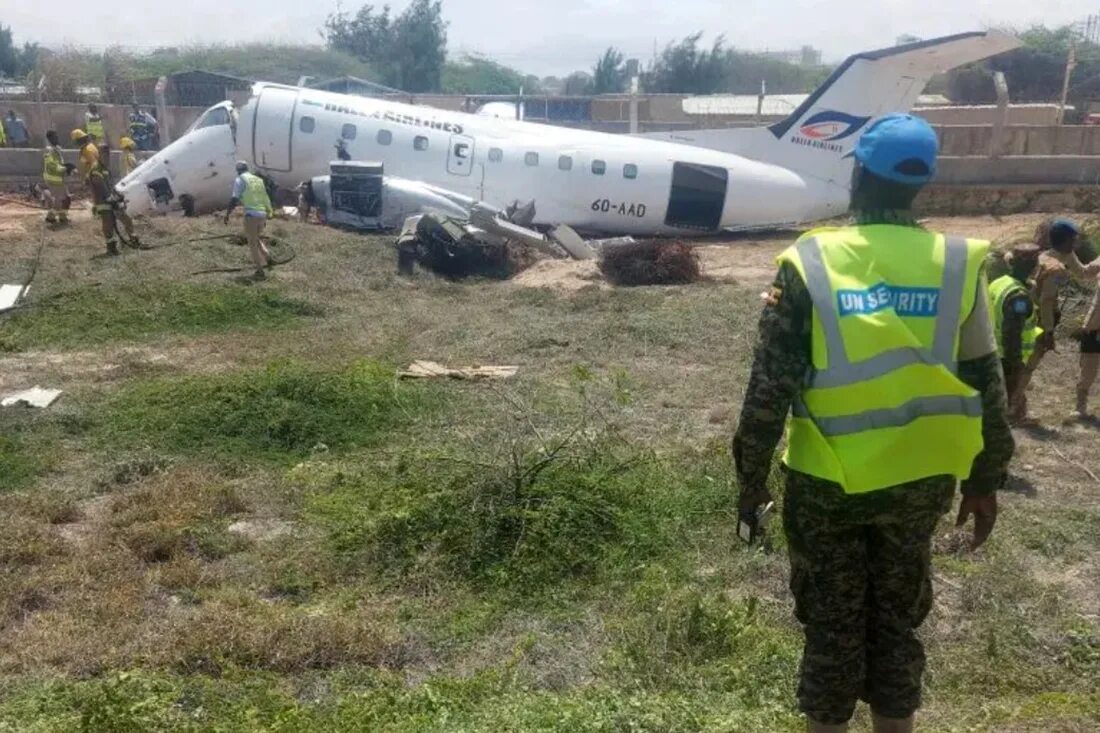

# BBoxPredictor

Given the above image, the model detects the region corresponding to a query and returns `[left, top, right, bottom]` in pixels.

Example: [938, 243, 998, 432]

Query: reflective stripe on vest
[988, 275, 1042, 364]
[797, 236, 969, 388]
[778, 227, 988, 494]
[240, 173, 271, 215]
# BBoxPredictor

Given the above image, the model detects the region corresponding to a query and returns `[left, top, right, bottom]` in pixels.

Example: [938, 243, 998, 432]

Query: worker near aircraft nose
[988, 244, 1042, 421]
[119, 136, 138, 177]
[224, 161, 273, 281]
[42, 129, 76, 226]
[85, 103, 107, 147]
[733, 114, 1013, 733]
[89, 144, 141, 256]
[1015, 218, 1100, 422]
[72, 128, 99, 182]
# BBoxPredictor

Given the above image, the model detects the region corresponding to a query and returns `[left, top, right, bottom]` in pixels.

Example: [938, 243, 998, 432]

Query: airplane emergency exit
[116, 31, 1019, 235]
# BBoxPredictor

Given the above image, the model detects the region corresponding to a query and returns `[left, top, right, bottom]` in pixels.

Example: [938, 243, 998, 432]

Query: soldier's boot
[106, 238, 120, 256]
[45, 211, 57, 225]
[871, 713, 914, 733]
[806, 720, 848, 732]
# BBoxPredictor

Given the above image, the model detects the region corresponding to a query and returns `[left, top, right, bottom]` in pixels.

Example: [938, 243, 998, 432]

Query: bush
[598, 240, 702, 286]
[305, 433, 732, 592]
[100, 361, 429, 463]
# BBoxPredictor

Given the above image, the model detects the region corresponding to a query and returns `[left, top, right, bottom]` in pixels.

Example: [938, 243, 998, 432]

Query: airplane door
[665, 162, 728, 231]
[252, 86, 298, 172]
[447, 134, 475, 176]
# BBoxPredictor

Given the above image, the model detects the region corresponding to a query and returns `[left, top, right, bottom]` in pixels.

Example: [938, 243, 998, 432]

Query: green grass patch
[100, 361, 430, 463]
[302, 433, 733, 593]
[0, 414, 67, 492]
[0, 283, 322, 351]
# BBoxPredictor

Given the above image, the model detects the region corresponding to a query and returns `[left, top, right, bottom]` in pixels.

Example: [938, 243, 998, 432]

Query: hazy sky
[5, 0, 1097, 75]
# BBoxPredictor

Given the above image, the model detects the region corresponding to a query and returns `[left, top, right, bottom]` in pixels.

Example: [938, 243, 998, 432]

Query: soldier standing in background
[988, 245, 1043, 422]
[733, 115, 1014, 733]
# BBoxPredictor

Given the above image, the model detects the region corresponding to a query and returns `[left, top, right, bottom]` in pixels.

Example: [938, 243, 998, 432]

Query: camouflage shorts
[782, 468, 954, 724]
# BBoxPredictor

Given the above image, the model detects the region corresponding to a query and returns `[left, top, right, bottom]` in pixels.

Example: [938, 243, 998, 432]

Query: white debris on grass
[2, 386, 63, 408]
[0, 284, 28, 312]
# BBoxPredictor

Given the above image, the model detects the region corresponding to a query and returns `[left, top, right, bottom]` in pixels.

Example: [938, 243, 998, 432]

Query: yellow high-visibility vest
[43, 146, 66, 185]
[85, 115, 106, 144]
[988, 275, 1042, 364]
[239, 172, 272, 216]
[121, 151, 138, 178]
[777, 225, 989, 494]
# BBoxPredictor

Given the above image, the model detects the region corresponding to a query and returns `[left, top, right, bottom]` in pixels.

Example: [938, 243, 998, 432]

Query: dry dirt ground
[0, 202, 1097, 731]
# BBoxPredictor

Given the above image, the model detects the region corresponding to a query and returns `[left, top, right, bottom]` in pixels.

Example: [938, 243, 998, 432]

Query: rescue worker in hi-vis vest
[988, 244, 1042, 420]
[224, 161, 274, 281]
[733, 114, 1014, 733]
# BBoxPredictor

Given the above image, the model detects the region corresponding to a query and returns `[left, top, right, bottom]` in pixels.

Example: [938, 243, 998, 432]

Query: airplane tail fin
[646, 32, 1021, 185]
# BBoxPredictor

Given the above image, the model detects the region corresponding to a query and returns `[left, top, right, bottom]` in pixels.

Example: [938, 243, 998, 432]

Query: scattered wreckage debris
[396, 213, 537, 279]
[2, 386, 63, 408]
[598, 239, 702, 286]
[394, 203, 597, 279]
[0, 284, 29, 313]
[399, 360, 519, 380]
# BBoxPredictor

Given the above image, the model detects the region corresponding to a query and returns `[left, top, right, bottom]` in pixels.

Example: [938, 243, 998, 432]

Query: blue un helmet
[851, 114, 939, 186]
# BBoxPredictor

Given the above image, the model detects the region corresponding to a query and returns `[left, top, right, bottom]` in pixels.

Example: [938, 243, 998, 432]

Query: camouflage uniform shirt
[732, 210, 1015, 724]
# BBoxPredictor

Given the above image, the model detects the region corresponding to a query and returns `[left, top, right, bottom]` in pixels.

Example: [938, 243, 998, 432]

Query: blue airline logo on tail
[791, 110, 873, 153]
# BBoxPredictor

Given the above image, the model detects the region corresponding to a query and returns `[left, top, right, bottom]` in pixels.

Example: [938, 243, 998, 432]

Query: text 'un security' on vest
[836, 284, 941, 318]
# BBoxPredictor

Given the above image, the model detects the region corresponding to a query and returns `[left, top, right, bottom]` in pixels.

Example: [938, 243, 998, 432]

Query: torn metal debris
[2, 386, 63, 408]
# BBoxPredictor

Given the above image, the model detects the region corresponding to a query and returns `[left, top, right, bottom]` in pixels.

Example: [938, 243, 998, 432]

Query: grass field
[0, 206, 1097, 732]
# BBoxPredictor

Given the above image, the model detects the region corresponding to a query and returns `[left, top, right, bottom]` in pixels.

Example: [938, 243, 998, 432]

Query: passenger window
[377, 129, 392, 145]
[414, 136, 429, 151]
[488, 147, 503, 162]
[299, 116, 315, 134]
[558, 155, 573, 171]
[592, 160, 606, 175]
[525, 152, 539, 166]
[623, 163, 638, 179]
[341, 123, 357, 140]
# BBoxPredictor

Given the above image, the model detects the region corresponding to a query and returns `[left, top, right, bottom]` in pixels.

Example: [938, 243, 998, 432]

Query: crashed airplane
[117, 31, 1019, 234]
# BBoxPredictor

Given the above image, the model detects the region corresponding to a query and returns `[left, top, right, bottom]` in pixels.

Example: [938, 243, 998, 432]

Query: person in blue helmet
[733, 114, 1014, 732]
[1013, 217, 1100, 422]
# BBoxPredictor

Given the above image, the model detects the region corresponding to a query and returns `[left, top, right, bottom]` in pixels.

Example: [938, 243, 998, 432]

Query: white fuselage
[118, 83, 848, 234]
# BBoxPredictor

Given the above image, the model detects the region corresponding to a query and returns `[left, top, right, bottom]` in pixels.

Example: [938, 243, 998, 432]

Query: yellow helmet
[119, 136, 135, 149]
[70, 128, 88, 142]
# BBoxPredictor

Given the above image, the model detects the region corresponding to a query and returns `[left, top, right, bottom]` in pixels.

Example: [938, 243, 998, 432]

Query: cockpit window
[194, 106, 232, 130]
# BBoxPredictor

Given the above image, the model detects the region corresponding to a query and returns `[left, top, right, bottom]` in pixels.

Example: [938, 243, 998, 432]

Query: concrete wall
[0, 101, 204, 148]
[0, 147, 154, 181]
[935, 125, 1100, 157]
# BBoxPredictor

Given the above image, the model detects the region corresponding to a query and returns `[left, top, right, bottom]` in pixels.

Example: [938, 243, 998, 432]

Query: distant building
[897, 35, 923, 46]
[761, 46, 823, 67]
[307, 76, 405, 98]
[108, 70, 252, 107]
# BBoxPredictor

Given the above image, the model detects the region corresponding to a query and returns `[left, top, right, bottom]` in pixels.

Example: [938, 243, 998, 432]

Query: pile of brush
[598, 239, 702, 286]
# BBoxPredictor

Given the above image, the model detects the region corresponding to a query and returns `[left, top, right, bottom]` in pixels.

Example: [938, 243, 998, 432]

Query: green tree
[644, 33, 731, 94]
[0, 24, 18, 77]
[592, 47, 626, 94]
[442, 55, 527, 94]
[563, 71, 593, 96]
[323, 0, 447, 92]
[947, 24, 1100, 111]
